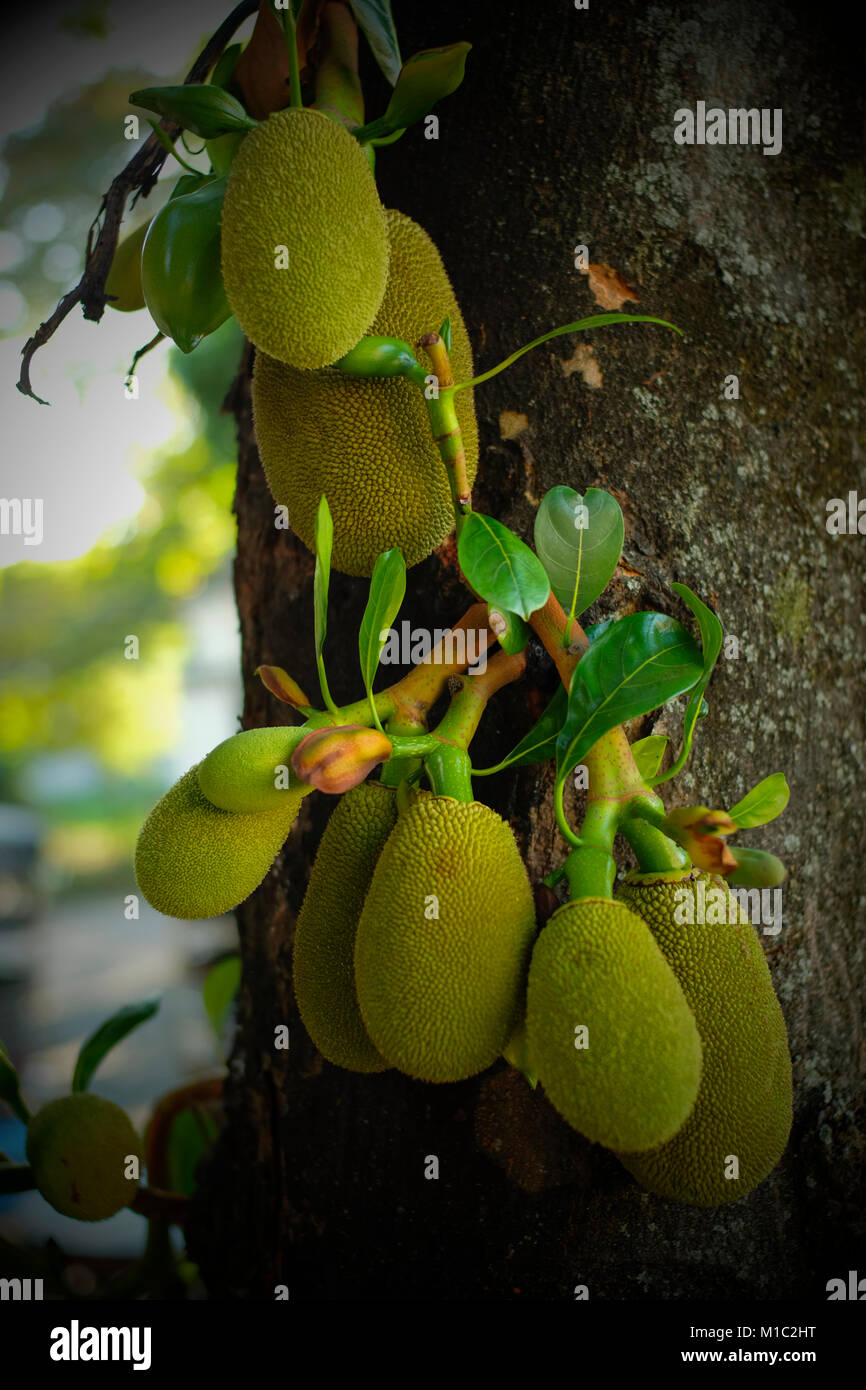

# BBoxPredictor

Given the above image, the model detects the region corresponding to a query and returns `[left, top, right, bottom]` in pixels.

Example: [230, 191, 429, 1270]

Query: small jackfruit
[26, 1093, 142, 1222]
[135, 764, 301, 919]
[105, 221, 149, 312]
[220, 107, 389, 367]
[354, 798, 536, 1082]
[198, 725, 308, 813]
[293, 781, 396, 1073]
[526, 898, 702, 1152]
[614, 871, 793, 1205]
[252, 209, 479, 576]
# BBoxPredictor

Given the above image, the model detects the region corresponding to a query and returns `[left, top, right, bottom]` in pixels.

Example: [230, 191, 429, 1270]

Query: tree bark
[188, 0, 865, 1300]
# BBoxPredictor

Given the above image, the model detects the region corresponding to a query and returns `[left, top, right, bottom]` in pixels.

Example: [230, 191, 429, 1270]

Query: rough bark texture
[189, 0, 865, 1299]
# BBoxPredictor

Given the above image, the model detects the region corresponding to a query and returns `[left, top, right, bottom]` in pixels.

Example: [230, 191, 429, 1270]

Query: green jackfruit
[220, 107, 389, 367]
[252, 209, 479, 577]
[293, 781, 396, 1073]
[26, 1093, 142, 1222]
[198, 726, 308, 813]
[614, 870, 793, 1205]
[354, 798, 536, 1083]
[526, 898, 702, 1152]
[105, 220, 148, 312]
[135, 764, 301, 919]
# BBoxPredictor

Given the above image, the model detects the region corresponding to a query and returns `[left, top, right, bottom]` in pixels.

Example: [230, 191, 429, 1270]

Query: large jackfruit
[526, 898, 702, 1152]
[293, 781, 396, 1073]
[252, 209, 479, 577]
[135, 764, 301, 920]
[614, 870, 793, 1205]
[221, 108, 389, 367]
[27, 1093, 142, 1222]
[354, 797, 536, 1082]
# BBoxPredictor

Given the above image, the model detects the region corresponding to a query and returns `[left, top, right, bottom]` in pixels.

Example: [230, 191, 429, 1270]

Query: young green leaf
[130, 85, 258, 139]
[487, 604, 529, 655]
[359, 43, 471, 141]
[166, 1106, 220, 1197]
[457, 512, 550, 620]
[631, 733, 669, 781]
[651, 583, 723, 786]
[359, 548, 407, 730]
[474, 684, 568, 776]
[202, 956, 241, 1043]
[0, 1040, 30, 1124]
[556, 612, 703, 786]
[348, 0, 402, 86]
[210, 43, 242, 90]
[71, 998, 160, 1094]
[728, 773, 790, 829]
[313, 495, 339, 719]
[534, 485, 624, 625]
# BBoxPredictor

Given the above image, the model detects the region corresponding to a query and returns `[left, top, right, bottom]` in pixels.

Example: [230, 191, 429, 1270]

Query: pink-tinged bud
[291, 725, 392, 794]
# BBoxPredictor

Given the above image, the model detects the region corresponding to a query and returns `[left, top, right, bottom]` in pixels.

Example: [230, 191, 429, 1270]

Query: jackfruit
[26, 1093, 142, 1222]
[105, 220, 149, 312]
[293, 781, 396, 1073]
[198, 725, 307, 813]
[526, 898, 702, 1152]
[614, 870, 792, 1205]
[252, 209, 479, 576]
[135, 764, 302, 919]
[220, 107, 389, 367]
[354, 798, 536, 1082]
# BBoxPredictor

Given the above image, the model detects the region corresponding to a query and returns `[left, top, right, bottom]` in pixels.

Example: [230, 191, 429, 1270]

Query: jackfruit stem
[563, 844, 616, 901]
[424, 743, 474, 801]
[279, 6, 303, 110]
[420, 333, 473, 521]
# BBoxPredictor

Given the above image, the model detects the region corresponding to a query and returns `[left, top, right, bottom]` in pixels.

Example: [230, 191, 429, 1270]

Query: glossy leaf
[202, 956, 241, 1042]
[534, 485, 624, 623]
[487, 604, 529, 655]
[457, 512, 550, 620]
[556, 612, 703, 785]
[474, 684, 568, 776]
[349, 0, 402, 85]
[364, 43, 470, 139]
[631, 734, 669, 781]
[130, 85, 257, 138]
[728, 773, 790, 830]
[71, 998, 160, 1094]
[0, 1040, 29, 1124]
[651, 584, 723, 786]
[313, 496, 339, 718]
[359, 548, 407, 729]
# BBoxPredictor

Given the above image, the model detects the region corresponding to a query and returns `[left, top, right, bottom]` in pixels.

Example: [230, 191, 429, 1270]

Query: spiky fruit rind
[293, 782, 396, 1073]
[526, 898, 702, 1152]
[198, 726, 307, 813]
[252, 209, 478, 576]
[615, 871, 792, 1206]
[135, 764, 301, 919]
[221, 108, 388, 367]
[26, 1093, 142, 1222]
[354, 798, 536, 1083]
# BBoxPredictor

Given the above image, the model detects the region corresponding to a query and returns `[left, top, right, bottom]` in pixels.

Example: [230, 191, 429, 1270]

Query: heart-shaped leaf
[349, 0, 402, 86]
[130, 85, 257, 139]
[457, 512, 550, 620]
[556, 612, 703, 786]
[631, 733, 669, 781]
[359, 548, 407, 729]
[728, 773, 790, 829]
[313, 495, 339, 718]
[72, 998, 160, 1094]
[474, 684, 568, 776]
[651, 584, 723, 786]
[0, 1040, 29, 1124]
[534, 485, 624, 623]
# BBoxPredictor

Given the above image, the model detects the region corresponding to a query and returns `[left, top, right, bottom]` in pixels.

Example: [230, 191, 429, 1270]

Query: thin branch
[17, 0, 259, 403]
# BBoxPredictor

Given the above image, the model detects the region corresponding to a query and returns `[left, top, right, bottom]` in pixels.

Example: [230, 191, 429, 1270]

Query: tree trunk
[188, 0, 865, 1299]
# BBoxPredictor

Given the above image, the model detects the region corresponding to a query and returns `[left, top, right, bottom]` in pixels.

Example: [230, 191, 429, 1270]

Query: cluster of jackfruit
[293, 787, 536, 1083]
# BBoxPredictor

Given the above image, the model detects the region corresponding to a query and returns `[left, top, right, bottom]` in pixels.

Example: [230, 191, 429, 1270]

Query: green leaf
[631, 734, 669, 781]
[0, 1040, 30, 1124]
[651, 584, 723, 786]
[313, 495, 339, 718]
[457, 512, 550, 620]
[130, 85, 257, 139]
[72, 998, 160, 1094]
[556, 612, 704, 785]
[439, 316, 452, 352]
[202, 956, 241, 1042]
[363, 43, 471, 139]
[359, 549, 407, 731]
[348, 0, 402, 85]
[534, 486, 624, 624]
[728, 773, 790, 830]
[474, 684, 568, 776]
[166, 1106, 220, 1197]
[487, 603, 529, 655]
[210, 43, 242, 90]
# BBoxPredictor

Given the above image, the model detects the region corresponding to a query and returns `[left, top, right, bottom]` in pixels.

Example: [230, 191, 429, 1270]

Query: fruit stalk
[420, 333, 473, 523]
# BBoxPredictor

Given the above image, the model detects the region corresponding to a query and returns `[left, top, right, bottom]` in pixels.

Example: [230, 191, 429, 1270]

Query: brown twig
[16, 0, 259, 403]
